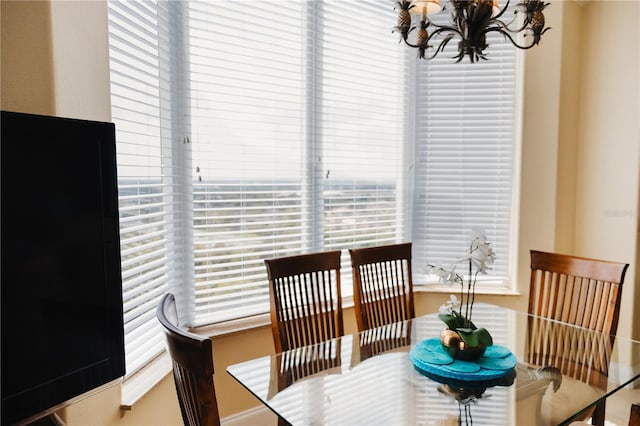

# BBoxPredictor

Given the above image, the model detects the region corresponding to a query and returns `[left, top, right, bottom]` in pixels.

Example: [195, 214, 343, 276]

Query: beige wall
[573, 1, 639, 342]
[2, 0, 638, 423]
[49, 0, 112, 121]
[1, 0, 55, 115]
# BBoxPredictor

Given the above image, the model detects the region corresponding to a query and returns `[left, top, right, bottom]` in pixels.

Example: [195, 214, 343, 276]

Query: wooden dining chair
[265, 250, 344, 353]
[527, 250, 629, 426]
[349, 243, 415, 332]
[630, 403, 640, 426]
[157, 293, 220, 426]
[629, 402, 640, 426]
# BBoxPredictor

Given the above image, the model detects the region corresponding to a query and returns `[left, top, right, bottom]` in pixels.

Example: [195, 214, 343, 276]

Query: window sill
[413, 282, 521, 296]
[120, 352, 172, 410]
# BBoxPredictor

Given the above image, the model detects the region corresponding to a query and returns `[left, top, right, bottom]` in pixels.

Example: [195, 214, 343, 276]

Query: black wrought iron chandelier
[394, 0, 550, 62]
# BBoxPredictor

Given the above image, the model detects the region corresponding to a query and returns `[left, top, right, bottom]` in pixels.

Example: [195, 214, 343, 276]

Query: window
[411, 10, 519, 283]
[108, 0, 519, 375]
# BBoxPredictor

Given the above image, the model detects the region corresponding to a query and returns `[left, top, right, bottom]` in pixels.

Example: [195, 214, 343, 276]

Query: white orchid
[439, 294, 460, 314]
[469, 232, 496, 273]
[431, 264, 461, 286]
[428, 230, 497, 348]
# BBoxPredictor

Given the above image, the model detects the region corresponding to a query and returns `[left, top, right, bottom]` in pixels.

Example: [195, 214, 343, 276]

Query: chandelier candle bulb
[492, 0, 500, 16]
[411, 0, 442, 15]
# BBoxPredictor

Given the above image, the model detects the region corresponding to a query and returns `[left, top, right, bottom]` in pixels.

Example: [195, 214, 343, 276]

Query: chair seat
[540, 375, 605, 425]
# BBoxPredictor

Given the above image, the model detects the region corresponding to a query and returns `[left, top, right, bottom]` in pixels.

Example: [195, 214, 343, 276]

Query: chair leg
[591, 399, 605, 426]
[277, 415, 291, 426]
[630, 403, 640, 426]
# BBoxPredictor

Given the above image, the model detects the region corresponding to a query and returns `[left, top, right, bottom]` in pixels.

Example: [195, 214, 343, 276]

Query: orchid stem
[466, 256, 472, 327]
[469, 270, 479, 323]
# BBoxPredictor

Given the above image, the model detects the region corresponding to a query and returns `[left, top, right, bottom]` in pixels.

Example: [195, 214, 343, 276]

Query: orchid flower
[439, 294, 460, 314]
[434, 264, 459, 285]
[469, 232, 496, 273]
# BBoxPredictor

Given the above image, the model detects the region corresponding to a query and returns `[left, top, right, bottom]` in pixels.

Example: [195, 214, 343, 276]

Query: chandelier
[394, 0, 550, 62]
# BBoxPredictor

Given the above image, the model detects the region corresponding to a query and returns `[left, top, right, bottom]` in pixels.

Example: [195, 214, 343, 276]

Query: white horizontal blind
[186, 0, 408, 324]
[320, 1, 405, 248]
[319, 1, 406, 282]
[108, 0, 186, 374]
[187, 1, 308, 325]
[411, 7, 519, 284]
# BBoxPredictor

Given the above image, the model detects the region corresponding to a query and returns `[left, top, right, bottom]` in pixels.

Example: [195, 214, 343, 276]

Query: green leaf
[439, 314, 464, 330]
[456, 327, 493, 347]
[474, 328, 493, 346]
[457, 328, 479, 346]
[439, 313, 481, 331]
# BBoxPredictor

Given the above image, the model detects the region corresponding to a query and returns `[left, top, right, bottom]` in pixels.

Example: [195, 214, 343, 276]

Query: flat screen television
[1, 111, 125, 425]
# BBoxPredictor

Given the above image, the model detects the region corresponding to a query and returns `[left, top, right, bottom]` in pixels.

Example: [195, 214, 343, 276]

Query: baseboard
[222, 405, 276, 426]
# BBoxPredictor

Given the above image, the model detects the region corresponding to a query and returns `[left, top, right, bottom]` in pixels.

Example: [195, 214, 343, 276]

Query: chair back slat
[265, 251, 344, 353]
[157, 293, 220, 426]
[527, 250, 628, 391]
[529, 250, 627, 334]
[349, 243, 415, 331]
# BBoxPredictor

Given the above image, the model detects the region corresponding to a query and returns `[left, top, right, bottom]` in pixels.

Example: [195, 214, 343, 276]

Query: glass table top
[227, 303, 640, 426]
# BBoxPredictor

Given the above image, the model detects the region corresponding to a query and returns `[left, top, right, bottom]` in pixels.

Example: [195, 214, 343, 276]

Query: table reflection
[526, 315, 614, 424]
[227, 304, 640, 426]
[268, 338, 342, 399]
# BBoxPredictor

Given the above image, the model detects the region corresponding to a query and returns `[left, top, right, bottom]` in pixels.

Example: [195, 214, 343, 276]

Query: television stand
[25, 413, 64, 426]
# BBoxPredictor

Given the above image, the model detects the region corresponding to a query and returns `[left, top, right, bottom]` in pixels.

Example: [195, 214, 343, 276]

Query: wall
[516, 1, 640, 342]
[573, 0, 639, 342]
[49, 0, 112, 121]
[0, 0, 55, 115]
[555, 1, 582, 254]
[517, 0, 566, 302]
[2, 0, 638, 424]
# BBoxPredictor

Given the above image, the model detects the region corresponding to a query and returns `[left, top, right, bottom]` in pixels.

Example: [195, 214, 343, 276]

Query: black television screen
[1, 111, 125, 425]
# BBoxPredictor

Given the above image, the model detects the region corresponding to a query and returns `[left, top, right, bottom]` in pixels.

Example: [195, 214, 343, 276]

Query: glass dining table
[226, 303, 640, 426]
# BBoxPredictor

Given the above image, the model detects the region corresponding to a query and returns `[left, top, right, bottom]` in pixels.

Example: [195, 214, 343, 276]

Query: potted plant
[428, 231, 496, 360]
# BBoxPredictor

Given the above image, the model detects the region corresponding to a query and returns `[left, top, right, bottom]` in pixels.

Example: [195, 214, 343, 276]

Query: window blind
[411, 9, 519, 285]
[320, 1, 406, 253]
[108, 0, 180, 375]
[186, 0, 307, 325]
[186, 0, 407, 325]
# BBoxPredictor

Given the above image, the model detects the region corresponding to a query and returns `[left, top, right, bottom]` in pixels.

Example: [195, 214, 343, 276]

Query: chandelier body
[394, 0, 550, 62]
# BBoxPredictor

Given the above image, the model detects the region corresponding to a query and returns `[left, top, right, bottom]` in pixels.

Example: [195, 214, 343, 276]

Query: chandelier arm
[425, 35, 457, 60]
[489, 14, 521, 33]
[401, 26, 461, 49]
[502, 13, 531, 33]
[482, 27, 538, 50]
[424, 18, 457, 31]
